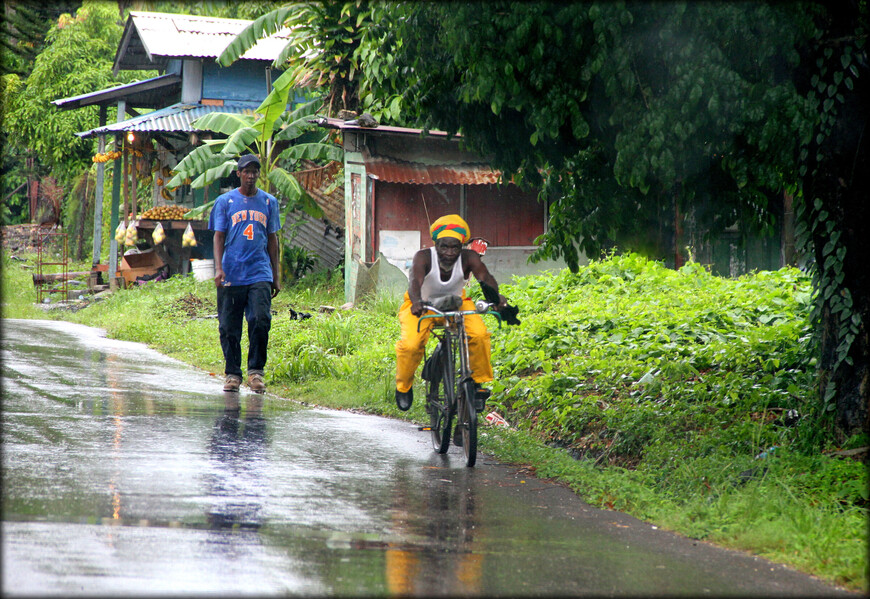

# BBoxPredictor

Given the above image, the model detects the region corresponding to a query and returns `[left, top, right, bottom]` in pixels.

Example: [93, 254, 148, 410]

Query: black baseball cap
[237, 154, 260, 170]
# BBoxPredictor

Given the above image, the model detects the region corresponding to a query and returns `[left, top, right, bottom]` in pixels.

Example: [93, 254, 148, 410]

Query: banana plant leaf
[253, 69, 295, 143]
[185, 200, 215, 220]
[217, 7, 295, 67]
[222, 127, 260, 156]
[168, 149, 231, 187]
[275, 98, 325, 141]
[280, 142, 343, 163]
[190, 161, 236, 189]
[268, 167, 324, 219]
[192, 112, 256, 136]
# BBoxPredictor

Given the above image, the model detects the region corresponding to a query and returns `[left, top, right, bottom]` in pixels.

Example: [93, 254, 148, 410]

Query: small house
[314, 117, 568, 302]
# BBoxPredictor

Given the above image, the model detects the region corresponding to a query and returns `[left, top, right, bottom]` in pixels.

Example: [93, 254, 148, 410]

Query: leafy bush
[488, 254, 819, 465]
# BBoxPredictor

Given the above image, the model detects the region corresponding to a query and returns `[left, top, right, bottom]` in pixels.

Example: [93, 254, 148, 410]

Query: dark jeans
[217, 282, 272, 378]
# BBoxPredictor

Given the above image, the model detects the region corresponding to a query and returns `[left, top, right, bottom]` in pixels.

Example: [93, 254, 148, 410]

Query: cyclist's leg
[395, 297, 435, 393]
[463, 309, 493, 383]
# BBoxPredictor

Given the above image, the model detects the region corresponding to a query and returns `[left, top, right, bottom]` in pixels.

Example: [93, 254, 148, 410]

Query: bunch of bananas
[93, 150, 123, 163]
[92, 148, 145, 163]
[140, 205, 190, 220]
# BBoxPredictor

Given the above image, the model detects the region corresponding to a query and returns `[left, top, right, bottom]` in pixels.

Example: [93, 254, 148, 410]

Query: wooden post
[122, 137, 130, 228]
[109, 100, 126, 288]
[92, 105, 107, 267]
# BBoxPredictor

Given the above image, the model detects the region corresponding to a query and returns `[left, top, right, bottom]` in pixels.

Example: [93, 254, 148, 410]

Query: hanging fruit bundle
[182, 222, 197, 247]
[152, 222, 166, 245]
[93, 150, 123, 163]
[124, 222, 138, 246]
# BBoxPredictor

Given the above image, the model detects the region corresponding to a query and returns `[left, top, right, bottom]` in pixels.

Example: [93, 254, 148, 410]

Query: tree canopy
[356, 1, 867, 436]
[4, 1, 136, 181]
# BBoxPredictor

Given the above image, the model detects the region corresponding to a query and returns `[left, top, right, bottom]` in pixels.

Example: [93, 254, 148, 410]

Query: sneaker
[395, 388, 413, 411]
[474, 383, 491, 413]
[247, 372, 266, 393]
[223, 374, 242, 392]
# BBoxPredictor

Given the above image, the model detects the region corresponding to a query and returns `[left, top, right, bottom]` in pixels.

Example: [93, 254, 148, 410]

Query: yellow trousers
[395, 292, 493, 393]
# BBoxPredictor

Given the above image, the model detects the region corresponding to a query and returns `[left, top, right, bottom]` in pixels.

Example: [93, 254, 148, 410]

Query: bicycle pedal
[419, 426, 433, 431]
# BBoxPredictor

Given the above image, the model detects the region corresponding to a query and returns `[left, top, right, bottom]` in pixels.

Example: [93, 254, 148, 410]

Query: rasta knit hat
[430, 214, 470, 244]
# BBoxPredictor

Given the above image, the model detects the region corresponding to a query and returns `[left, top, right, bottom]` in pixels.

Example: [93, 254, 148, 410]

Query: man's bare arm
[213, 231, 226, 287]
[408, 249, 431, 316]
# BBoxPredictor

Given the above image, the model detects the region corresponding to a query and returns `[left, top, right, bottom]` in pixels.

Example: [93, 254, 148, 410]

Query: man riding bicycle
[394, 214, 506, 411]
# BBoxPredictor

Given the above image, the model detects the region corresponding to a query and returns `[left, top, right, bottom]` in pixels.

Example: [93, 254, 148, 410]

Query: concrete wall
[479, 246, 575, 285]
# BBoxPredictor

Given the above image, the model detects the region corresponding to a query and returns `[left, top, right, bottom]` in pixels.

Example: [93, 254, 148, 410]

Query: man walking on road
[209, 154, 282, 393]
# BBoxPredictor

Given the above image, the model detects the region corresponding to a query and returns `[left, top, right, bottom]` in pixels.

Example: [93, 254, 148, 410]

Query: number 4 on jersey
[243, 224, 254, 240]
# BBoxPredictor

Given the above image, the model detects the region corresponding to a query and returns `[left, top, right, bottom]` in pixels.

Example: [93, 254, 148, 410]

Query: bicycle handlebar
[416, 300, 502, 332]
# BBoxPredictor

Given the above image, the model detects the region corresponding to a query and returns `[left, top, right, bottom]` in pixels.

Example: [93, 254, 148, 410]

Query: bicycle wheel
[426, 347, 452, 453]
[458, 379, 478, 467]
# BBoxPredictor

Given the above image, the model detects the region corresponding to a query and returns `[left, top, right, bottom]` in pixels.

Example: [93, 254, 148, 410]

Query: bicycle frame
[418, 297, 501, 466]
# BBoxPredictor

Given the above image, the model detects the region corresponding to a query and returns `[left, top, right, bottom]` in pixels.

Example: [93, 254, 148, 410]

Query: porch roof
[52, 74, 181, 111]
[75, 102, 256, 139]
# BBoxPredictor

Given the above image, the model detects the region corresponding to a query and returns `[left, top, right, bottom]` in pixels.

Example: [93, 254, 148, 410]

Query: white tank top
[420, 246, 466, 301]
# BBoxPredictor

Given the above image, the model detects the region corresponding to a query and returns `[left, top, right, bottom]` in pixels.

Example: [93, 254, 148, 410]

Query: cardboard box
[119, 249, 166, 286]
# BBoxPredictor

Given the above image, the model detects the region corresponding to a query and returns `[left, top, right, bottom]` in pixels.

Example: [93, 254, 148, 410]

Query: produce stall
[116, 205, 213, 284]
[130, 218, 212, 278]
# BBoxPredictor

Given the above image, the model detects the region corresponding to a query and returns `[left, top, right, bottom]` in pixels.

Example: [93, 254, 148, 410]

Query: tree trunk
[811, 46, 869, 439]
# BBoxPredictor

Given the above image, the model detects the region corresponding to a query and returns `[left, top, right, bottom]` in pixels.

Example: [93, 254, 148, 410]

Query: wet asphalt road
[1, 319, 856, 597]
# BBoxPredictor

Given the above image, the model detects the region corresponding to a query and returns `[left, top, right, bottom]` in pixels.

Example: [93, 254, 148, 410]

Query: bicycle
[418, 294, 501, 467]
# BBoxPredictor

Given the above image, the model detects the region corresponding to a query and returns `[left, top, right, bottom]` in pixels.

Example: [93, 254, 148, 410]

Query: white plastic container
[190, 259, 215, 282]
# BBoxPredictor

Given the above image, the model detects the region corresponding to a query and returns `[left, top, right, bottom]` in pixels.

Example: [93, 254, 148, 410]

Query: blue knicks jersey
[209, 188, 281, 285]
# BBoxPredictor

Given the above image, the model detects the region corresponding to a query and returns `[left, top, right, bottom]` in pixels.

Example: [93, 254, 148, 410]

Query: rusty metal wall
[372, 181, 544, 254]
[466, 184, 544, 246]
[374, 182, 460, 250]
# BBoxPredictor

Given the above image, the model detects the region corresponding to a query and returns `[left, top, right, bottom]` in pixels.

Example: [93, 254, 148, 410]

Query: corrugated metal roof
[312, 116, 503, 185]
[364, 156, 501, 185]
[312, 116, 456, 138]
[114, 11, 293, 74]
[76, 102, 256, 138]
[52, 74, 181, 111]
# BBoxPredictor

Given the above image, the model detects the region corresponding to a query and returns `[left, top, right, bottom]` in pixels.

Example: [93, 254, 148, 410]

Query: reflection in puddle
[205, 393, 268, 533]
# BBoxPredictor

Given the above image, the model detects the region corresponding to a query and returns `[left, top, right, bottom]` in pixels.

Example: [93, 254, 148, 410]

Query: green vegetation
[2, 250, 865, 591]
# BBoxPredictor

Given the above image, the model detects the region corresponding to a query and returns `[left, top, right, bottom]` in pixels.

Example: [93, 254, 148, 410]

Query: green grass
[1, 249, 866, 592]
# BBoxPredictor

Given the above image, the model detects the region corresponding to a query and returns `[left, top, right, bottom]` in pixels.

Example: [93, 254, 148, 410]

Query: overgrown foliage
[167, 93, 332, 222]
[2, 250, 865, 590]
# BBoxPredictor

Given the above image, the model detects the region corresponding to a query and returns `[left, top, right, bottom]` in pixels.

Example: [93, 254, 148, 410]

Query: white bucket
[190, 259, 215, 282]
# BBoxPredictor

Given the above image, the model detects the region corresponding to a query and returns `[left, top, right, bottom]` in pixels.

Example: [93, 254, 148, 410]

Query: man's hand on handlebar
[411, 300, 426, 317]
